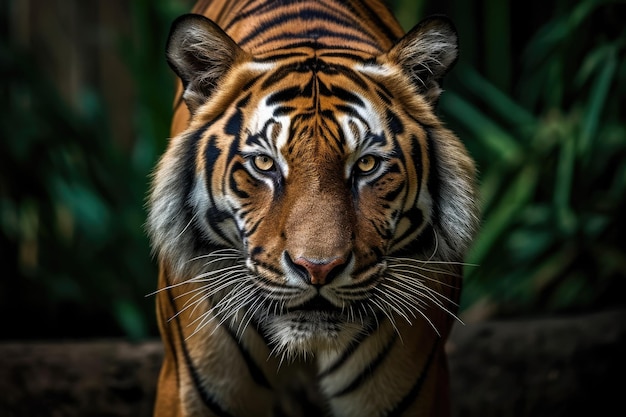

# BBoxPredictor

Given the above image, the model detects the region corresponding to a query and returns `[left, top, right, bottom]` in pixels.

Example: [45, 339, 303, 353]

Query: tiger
[147, 0, 478, 416]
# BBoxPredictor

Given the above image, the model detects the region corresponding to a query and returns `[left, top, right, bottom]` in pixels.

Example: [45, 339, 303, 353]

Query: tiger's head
[148, 14, 478, 359]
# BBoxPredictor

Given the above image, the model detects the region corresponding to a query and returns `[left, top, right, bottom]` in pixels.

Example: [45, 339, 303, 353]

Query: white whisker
[414, 306, 441, 337]
[175, 212, 198, 241]
[368, 298, 403, 343]
[386, 272, 459, 308]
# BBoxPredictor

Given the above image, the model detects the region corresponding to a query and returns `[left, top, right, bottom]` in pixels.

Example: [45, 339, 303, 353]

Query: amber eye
[356, 155, 378, 174]
[253, 155, 275, 172]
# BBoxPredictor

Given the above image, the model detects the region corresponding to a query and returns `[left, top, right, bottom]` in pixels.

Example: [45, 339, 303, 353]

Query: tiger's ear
[386, 16, 458, 104]
[166, 14, 246, 114]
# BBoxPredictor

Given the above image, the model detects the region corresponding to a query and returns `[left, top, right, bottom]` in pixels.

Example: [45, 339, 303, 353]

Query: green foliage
[1, 45, 150, 339]
[436, 0, 626, 316]
[0, 0, 189, 339]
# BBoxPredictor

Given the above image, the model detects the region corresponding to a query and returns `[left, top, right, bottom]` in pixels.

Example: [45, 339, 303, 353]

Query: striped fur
[147, 1, 479, 416]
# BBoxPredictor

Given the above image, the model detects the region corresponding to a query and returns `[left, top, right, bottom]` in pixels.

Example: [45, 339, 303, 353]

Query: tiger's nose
[289, 255, 348, 286]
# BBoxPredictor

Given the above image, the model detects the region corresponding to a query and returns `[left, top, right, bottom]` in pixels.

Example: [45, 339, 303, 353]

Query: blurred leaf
[578, 45, 618, 157]
[546, 272, 592, 311]
[523, 0, 600, 68]
[455, 0, 626, 317]
[458, 66, 536, 129]
[114, 299, 149, 341]
[553, 131, 576, 235]
[50, 179, 111, 244]
[441, 92, 522, 164]
[467, 163, 539, 266]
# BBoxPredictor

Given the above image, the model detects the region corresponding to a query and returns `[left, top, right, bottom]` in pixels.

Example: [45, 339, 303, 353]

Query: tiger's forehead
[242, 57, 388, 155]
[247, 94, 383, 148]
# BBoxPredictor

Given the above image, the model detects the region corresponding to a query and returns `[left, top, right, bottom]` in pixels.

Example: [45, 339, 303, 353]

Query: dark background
[1, 0, 625, 341]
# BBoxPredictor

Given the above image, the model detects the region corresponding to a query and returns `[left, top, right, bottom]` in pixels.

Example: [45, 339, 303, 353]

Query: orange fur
[149, 1, 478, 416]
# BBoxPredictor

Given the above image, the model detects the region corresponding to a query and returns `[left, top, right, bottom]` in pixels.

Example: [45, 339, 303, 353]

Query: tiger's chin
[256, 310, 369, 362]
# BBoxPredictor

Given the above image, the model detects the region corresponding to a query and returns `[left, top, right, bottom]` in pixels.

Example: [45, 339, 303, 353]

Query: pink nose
[293, 257, 347, 285]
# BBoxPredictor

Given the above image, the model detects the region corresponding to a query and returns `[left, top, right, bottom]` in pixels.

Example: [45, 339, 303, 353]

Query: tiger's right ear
[384, 16, 458, 105]
[166, 14, 246, 114]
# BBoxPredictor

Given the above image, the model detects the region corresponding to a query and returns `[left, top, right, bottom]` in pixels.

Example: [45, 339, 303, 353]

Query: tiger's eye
[357, 155, 378, 173]
[253, 155, 275, 172]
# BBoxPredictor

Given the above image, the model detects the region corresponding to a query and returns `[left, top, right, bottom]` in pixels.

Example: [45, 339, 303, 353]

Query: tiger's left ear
[166, 14, 247, 114]
[385, 16, 458, 104]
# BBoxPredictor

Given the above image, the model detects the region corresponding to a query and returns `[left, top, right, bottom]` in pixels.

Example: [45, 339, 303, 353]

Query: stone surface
[1, 308, 624, 416]
[0, 340, 162, 417]
[447, 308, 626, 417]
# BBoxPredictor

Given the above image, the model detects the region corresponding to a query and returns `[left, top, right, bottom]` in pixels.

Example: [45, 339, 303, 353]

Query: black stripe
[360, 72, 395, 103]
[332, 332, 398, 397]
[376, 87, 393, 105]
[323, 84, 364, 106]
[386, 109, 404, 135]
[388, 130, 427, 253]
[179, 124, 219, 254]
[363, 132, 388, 148]
[242, 74, 264, 92]
[349, 258, 384, 280]
[255, 51, 310, 62]
[224, 0, 275, 32]
[273, 105, 296, 116]
[393, 222, 434, 258]
[223, 323, 273, 389]
[260, 63, 300, 90]
[406, 111, 437, 130]
[254, 28, 381, 51]
[158, 286, 181, 388]
[318, 51, 368, 61]
[264, 39, 367, 53]
[382, 179, 405, 203]
[387, 339, 440, 417]
[332, 63, 371, 90]
[318, 311, 384, 378]
[241, 215, 261, 237]
[183, 123, 211, 204]
[166, 286, 235, 417]
[204, 134, 236, 246]
[318, 331, 370, 378]
[266, 85, 309, 104]
[358, 0, 401, 44]
[237, 9, 367, 47]
[229, 161, 251, 199]
[225, 98, 246, 137]
[424, 128, 441, 230]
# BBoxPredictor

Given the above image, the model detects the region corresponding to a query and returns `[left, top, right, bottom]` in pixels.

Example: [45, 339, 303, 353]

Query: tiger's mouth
[256, 292, 373, 330]
[287, 295, 342, 313]
[252, 294, 347, 326]
[252, 293, 375, 358]
[245, 261, 386, 342]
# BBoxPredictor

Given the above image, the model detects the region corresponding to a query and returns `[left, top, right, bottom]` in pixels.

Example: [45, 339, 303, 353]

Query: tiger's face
[219, 57, 430, 353]
[149, 15, 477, 359]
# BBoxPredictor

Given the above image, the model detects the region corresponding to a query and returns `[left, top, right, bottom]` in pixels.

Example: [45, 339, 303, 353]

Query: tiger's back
[149, 0, 478, 416]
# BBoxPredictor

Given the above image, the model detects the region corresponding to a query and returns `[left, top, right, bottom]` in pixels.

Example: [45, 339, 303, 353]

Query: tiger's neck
[155, 264, 452, 417]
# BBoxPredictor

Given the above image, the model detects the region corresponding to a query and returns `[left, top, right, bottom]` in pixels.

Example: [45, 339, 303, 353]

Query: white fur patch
[243, 96, 292, 178]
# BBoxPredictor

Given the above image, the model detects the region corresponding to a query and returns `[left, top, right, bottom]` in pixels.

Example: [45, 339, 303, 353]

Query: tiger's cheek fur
[352, 174, 406, 257]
